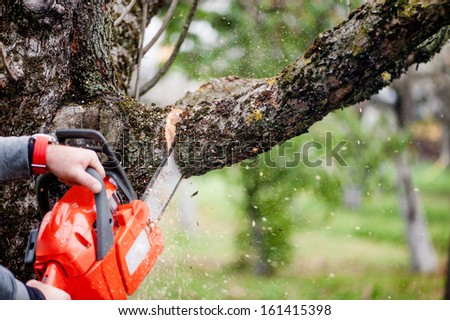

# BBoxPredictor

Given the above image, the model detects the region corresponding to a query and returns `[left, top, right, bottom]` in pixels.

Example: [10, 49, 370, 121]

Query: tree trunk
[440, 124, 450, 166]
[395, 153, 438, 272]
[391, 74, 439, 273]
[1, 0, 449, 280]
[243, 173, 273, 277]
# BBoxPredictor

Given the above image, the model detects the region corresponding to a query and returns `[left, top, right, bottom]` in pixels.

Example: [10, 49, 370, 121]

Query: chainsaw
[24, 128, 183, 299]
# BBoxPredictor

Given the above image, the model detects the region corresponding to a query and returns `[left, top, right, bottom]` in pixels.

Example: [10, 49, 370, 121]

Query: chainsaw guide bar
[141, 148, 183, 222]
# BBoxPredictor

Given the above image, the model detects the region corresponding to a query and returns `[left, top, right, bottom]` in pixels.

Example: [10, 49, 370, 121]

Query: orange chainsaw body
[33, 178, 164, 300]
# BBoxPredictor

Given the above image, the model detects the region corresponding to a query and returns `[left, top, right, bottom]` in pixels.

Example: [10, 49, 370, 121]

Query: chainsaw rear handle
[55, 128, 137, 201]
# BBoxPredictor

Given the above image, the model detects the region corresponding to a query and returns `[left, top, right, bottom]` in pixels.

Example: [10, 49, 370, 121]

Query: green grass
[133, 162, 450, 300]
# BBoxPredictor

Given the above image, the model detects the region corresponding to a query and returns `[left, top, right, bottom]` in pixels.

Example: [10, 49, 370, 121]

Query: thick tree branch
[172, 1, 450, 177]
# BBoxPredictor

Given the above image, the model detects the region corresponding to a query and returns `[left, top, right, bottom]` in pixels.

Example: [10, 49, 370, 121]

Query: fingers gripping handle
[86, 167, 114, 261]
[55, 128, 137, 201]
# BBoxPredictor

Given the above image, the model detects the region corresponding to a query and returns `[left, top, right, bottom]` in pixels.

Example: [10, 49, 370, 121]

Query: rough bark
[0, 0, 449, 281]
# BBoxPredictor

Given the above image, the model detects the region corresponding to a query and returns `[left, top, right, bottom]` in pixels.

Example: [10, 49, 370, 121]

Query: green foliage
[168, 0, 351, 79]
[319, 108, 411, 196]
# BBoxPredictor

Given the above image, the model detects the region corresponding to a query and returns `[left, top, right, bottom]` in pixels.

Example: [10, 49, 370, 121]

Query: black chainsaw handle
[55, 128, 137, 201]
[56, 129, 119, 166]
[36, 129, 137, 216]
[87, 167, 114, 261]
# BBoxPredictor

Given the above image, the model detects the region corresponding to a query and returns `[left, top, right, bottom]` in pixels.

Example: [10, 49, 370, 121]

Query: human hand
[46, 144, 106, 193]
[26, 280, 71, 300]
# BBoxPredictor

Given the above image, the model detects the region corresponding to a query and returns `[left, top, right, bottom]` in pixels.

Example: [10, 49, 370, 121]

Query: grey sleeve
[0, 136, 31, 182]
[0, 265, 30, 299]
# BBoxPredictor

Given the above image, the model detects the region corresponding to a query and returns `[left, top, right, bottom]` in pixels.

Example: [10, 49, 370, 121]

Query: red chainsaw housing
[33, 178, 164, 300]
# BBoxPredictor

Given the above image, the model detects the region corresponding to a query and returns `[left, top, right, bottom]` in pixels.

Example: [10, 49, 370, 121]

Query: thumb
[78, 171, 103, 194]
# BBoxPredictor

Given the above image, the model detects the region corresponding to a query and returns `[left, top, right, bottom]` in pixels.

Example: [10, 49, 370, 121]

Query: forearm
[0, 136, 31, 182]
